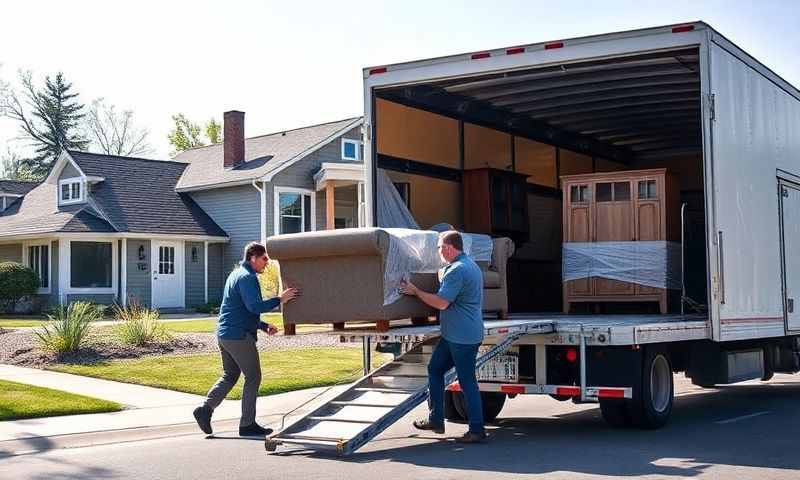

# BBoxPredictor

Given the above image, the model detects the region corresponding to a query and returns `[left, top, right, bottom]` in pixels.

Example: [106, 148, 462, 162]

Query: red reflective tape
[545, 42, 564, 50]
[598, 388, 626, 398]
[447, 382, 461, 392]
[506, 47, 525, 55]
[369, 67, 387, 75]
[495, 328, 509, 333]
[471, 52, 491, 59]
[500, 385, 526, 394]
[672, 25, 695, 33]
[556, 386, 580, 396]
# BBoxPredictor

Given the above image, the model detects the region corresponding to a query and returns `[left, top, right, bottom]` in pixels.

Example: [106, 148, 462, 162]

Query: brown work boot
[413, 419, 445, 434]
[455, 431, 488, 444]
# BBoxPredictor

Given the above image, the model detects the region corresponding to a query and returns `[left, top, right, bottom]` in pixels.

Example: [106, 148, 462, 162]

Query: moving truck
[360, 21, 800, 428]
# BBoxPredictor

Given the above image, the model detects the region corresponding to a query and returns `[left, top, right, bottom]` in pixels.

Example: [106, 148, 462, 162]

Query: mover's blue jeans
[427, 339, 484, 434]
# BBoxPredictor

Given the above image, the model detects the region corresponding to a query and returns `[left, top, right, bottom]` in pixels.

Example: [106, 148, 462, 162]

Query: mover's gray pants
[203, 334, 261, 427]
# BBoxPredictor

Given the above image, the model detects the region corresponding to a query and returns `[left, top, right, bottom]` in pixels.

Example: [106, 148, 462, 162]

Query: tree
[0, 71, 87, 176]
[206, 118, 223, 145]
[167, 114, 223, 156]
[84, 98, 153, 157]
[0, 147, 38, 181]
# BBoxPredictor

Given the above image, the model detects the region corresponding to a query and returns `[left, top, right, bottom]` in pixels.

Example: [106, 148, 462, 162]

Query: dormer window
[59, 178, 84, 205]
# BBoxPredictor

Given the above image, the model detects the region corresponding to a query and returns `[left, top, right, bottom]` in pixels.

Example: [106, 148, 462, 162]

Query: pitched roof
[0, 151, 227, 239]
[0, 180, 39, 195]
[174, 117, 362, 191]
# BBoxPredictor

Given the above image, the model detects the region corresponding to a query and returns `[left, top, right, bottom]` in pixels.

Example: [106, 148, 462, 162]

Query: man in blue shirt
[193, 242, 298, 437]
[400, 230, 487, 443]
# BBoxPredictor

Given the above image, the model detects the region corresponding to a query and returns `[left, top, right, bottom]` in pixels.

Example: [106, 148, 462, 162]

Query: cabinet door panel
[636, 199, 662, 295]
[566, 205, 592, 296]
[595, 190, 635, 295]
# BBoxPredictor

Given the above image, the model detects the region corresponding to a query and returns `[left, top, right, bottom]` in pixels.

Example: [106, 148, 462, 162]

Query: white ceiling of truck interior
[378, 47, 702, 161]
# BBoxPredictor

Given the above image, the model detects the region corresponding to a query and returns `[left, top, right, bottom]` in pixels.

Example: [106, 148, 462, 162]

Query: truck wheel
[630, 347, 674, 429]
[444, 390, 465, 422]
[600, 399, 631, 427]
[453, 391, 506, 423]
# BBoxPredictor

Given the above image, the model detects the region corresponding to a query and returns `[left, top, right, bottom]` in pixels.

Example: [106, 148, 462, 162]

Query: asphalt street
[2, 374, 799, 479]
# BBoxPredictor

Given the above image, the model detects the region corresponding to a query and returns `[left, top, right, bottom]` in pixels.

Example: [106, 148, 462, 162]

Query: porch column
[121, 239, 128, 306]
[325, 180, 335, 230]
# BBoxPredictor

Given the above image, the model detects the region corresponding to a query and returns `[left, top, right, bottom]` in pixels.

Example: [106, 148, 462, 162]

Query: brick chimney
[223, 110, 245, 169]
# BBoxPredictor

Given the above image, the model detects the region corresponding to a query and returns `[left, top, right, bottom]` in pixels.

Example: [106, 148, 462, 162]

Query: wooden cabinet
[561, 169, 679, 313]
[463, 168, 529, 241]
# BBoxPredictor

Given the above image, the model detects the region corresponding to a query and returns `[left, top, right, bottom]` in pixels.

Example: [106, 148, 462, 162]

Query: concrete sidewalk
[0, 364, 348, 442]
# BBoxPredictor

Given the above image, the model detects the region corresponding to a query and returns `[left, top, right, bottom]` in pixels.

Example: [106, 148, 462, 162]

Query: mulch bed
[0, 326, 351, 369]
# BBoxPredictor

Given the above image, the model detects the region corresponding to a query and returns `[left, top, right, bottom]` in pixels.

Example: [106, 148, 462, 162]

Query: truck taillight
[566, 348, 578, 363]
[672, 25, 694, 33]
[471, 52, 491, 60]
[545, 42, 564, 50]
[369, 67, 387, 75]
[506, 47, 525, 55]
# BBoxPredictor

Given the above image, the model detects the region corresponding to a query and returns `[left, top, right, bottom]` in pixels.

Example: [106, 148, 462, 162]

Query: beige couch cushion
[483, 270, 501, 289]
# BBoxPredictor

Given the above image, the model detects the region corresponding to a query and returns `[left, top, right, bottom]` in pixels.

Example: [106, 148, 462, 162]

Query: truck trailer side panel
[709, 39, 800, 340]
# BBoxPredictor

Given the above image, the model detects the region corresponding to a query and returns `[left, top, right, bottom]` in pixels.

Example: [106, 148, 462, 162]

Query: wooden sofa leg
[333, 322, 345, 331]
[283, 324, 296, 336]
[376, 320, 390, 332]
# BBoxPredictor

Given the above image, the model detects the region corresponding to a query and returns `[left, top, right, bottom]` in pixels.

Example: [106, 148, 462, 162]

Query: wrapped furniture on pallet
[265, 228, 514, 329]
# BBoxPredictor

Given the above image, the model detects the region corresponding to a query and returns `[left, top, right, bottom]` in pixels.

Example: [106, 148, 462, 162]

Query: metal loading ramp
[265, 320, 554, 456]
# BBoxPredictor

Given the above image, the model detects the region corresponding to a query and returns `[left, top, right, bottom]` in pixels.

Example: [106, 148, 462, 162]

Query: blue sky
[1, 0, 798, 160]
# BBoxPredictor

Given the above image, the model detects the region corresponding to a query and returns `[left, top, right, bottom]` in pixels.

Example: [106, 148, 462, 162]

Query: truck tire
[444, 391, 465, 422]
[453, 391, 507, 423]
[599, 399, 631, 427]
[629, 347, 674, 429]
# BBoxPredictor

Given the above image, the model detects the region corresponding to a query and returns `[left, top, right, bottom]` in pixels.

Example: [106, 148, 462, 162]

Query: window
[276, 189, 314, 235]
[596, 182, 631, 202]
[159, 246, 175, 274]
[58, 178, 84, 205]
[71, 241, 113, 288]
[570, 185, 590, 203]
[27, 244, 50, 291]
[341, 139, 360, 161]
[638, 180, 658, 199]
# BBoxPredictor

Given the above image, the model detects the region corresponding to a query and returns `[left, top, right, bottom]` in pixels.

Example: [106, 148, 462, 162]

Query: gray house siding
[0, 244, 22, 262]
[267, 126, 363, 237]
[126, 239, 151, 306]
[59, 162, 82, 180]
[191, 185, 260, 271]
[67, 294, 116, 304]
[185, 241, 205, 308]
[207, 243, 224, 303]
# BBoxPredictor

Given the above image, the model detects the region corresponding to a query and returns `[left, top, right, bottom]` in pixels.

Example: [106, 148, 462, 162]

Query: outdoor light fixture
[138, 245, 146, 260]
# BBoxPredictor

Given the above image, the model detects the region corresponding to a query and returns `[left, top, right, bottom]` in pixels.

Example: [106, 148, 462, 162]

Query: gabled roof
[0, 151, 228, 239]
[174, 117, 362, 191]
[0, 180, 39, 196]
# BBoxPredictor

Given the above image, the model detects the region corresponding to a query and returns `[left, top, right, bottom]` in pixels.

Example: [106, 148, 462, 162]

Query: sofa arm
[266, 228, 389, 261]
[491, 237, 515, 289]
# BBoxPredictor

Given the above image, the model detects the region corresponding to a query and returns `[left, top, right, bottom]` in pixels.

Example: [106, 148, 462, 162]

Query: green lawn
[0, 379, 123, 421]
[50, 348, 390, 398]
[0, 315, 48, 328]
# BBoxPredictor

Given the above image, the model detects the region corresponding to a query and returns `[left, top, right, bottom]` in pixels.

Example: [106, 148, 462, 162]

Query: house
[0, 111, 366, 311]
[0, 151, 229, 311]
[174, 111, 365, 271]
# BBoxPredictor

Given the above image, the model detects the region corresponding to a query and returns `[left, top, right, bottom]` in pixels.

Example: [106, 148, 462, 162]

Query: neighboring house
[0, 151, 228, 310]
[175, 112, 365, 270]
[0, 180, 38, 212]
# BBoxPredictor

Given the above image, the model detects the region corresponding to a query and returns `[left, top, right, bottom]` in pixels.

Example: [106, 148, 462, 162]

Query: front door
[780, 182, 800, 331]
[151, 241, 183, 309]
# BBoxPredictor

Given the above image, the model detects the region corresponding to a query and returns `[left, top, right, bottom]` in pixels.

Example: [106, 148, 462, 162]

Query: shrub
[113, 300, 170, 346]
[36, 302, 102, 354]
[0, 262, 40, 313]
[196, 301, 220, 315]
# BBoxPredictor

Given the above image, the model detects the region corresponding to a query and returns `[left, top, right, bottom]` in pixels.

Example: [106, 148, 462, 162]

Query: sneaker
[193, 406, 213, 435]
[455, 431, 488, 444]
[412, 419, 445, 434]
[239, 423, 274, 437]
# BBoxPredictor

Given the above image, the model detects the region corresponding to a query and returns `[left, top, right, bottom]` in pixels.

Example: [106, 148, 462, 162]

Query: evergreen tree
[1, 71, 88, 176]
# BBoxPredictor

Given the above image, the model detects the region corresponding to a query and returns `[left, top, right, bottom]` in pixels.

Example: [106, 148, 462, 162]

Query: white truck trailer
[266, 22, 800, 455]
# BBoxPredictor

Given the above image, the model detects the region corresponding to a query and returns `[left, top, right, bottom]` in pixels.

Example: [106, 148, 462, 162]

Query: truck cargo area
[372, 45, 709, 316]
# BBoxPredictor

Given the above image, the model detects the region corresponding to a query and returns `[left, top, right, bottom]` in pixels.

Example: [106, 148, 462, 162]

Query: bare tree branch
[84, 99, 153, 157]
